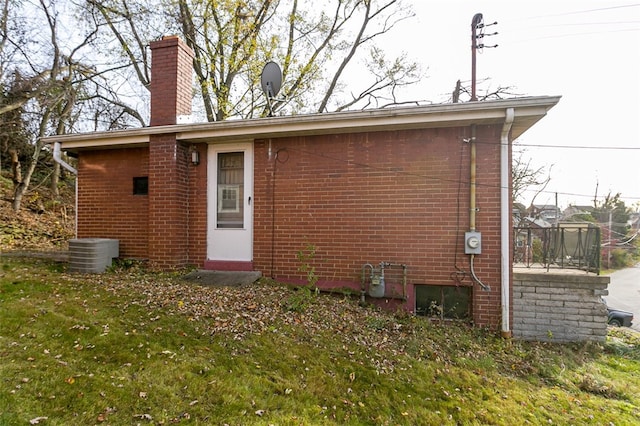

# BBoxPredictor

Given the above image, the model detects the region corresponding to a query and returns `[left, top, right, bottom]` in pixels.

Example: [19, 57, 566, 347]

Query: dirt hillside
[1, 174, 75, 252]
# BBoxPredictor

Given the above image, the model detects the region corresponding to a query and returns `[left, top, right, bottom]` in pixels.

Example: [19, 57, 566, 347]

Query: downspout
[500, 108, 515, 338]
[53, 142, 77, 174]
[53, 142, 78, 237]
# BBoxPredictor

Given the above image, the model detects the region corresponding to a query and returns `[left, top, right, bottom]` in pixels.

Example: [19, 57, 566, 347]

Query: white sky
[393, 0, 640, 210]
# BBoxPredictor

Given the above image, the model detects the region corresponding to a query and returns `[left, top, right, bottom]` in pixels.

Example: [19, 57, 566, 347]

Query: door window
[217, 152, 244, 228]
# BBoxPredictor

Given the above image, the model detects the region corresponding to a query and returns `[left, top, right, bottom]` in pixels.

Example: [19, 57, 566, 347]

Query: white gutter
[500, 108, 515, 337]
[53, 142, 77, 174]
[41, 96, 561, 150]
[53, 141, 78, 238]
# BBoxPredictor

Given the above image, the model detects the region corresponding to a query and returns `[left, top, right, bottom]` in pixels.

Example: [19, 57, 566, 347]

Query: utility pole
[470, 13, 498, 101]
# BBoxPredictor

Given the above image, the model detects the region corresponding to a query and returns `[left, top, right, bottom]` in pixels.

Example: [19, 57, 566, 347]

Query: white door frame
[207, 142, 253, 263]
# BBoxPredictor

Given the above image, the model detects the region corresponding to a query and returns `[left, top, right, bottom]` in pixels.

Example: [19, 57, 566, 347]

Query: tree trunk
[12, 181, 26, 211]
[9, 148, 22, 185]
[12, 136, 44, 212]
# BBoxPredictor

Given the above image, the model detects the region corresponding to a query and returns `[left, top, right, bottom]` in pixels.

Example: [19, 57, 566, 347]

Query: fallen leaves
[6, 257, 416, 422]
[79, 269, 414, 374]
[133, 413, 153, 421]
[0, 263, 480, 423]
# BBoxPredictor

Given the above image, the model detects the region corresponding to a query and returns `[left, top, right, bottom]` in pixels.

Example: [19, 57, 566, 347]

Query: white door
[207, 143, 253, 263]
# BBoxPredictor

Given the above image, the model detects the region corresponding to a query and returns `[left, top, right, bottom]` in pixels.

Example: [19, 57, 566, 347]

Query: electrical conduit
[469, 125, 490, 291]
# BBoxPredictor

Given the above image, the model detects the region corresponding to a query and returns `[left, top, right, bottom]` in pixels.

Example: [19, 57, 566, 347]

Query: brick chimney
[149, 35, 194, 126]
[147, 35, 194, 269]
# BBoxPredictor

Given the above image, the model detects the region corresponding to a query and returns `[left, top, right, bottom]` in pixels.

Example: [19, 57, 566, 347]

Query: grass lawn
[1, 257, 639, 425]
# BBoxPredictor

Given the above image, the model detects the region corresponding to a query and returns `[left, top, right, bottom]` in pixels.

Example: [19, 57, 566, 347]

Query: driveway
[606, 263, 640, 332]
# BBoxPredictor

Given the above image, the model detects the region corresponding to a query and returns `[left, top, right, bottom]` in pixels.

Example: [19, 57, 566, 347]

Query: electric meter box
[464, 231, 482, 255]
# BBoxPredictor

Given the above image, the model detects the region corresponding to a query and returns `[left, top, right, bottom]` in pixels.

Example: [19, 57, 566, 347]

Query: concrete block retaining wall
[513, 270, 610, 342]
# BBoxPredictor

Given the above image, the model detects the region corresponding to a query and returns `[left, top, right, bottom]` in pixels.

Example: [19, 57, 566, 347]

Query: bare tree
[86, 0, 420, 121]
[1, 0, 147, 211]
[10, 1, 80, 211]
[512, 147, 552, 206]
[450, 78, 521, 103]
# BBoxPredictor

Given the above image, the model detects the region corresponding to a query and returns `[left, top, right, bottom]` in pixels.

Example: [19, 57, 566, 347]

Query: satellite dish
[260, 61, 282, 98]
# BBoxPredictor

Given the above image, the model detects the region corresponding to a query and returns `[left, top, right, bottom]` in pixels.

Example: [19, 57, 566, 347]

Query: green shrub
[609, 248, 632, 268]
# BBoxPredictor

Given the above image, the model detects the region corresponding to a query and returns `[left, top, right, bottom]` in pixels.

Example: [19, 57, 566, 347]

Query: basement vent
[69, 238, 119, 273]
[415, 285, 471, 320]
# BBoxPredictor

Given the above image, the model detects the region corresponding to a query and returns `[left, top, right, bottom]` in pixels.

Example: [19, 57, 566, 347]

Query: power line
[534, 21, 640, 27]
[522, 187, 640, 202]
[527, 4, 640, 19]
[472, 138, 640, 151]
[516, 143, 640, 150]
[513, 28, 639, 43]
[500, 4, 640, 41]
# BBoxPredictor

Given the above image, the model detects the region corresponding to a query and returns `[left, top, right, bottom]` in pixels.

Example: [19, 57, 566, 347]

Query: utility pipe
[380, 262, 408, 301]
[500, 108, 515, 337]
[469, 125, 490, 291]
[360, 263, 374, 305]
[469, 125, 477, 231]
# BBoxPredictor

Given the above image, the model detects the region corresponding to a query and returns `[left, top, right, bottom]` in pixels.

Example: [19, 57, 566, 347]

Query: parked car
[603, 298, 634, 327]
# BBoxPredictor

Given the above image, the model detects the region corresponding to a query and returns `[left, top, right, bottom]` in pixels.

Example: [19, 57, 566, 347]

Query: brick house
[46, 36, 560, 332]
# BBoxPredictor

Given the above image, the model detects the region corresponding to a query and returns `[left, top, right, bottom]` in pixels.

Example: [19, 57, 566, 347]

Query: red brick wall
[77, 143, 207, 268]
[77, 122, 510, 327]
[148, 135, 189, 268]
[253, 125, 507, 328]
[187, 144, 208, 264]
[77, 148, 149, 258]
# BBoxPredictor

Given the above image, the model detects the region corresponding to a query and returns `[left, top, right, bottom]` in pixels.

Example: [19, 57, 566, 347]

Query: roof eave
[43, 96, 560, 151]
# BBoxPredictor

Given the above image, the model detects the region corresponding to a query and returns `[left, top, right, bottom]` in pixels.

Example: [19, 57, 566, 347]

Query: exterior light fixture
[191, 149, 200, 165]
